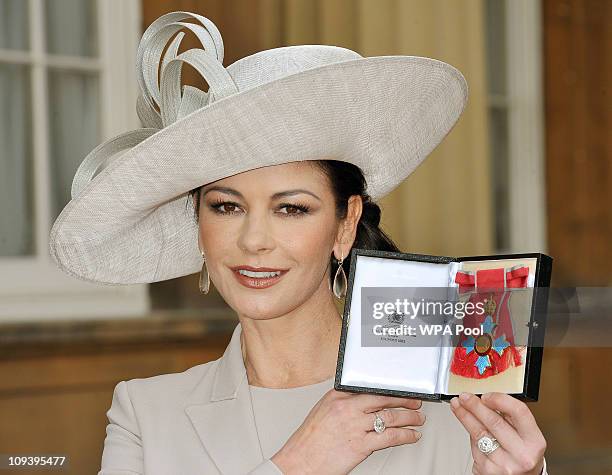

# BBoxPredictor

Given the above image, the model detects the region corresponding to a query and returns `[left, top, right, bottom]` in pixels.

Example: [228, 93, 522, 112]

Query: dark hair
[187, 160, 400, 289]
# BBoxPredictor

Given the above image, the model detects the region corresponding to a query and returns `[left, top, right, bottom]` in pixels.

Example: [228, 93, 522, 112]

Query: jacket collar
[184, 322, 265, 474]
[211, 321, 249, 401]
[184, 321, 392, 473]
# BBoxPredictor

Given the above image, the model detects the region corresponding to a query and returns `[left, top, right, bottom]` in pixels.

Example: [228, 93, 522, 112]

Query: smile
[231, 267, 289, 289]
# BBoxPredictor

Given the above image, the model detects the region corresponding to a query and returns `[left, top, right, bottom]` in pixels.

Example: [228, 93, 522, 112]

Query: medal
[483, 294, 496, 315]
[450, 266, 528, 379]
[461, 314, 511, 375]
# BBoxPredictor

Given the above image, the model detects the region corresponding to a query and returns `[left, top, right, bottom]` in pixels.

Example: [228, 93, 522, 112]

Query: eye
[277, 203, 311, 216]
[208, 200, 243, 215]
[207, 199, 311, 217]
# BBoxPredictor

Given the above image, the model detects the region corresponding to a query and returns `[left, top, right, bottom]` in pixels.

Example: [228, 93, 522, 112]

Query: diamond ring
[373, 412, 386, 433]
[477, 435, 500, 455]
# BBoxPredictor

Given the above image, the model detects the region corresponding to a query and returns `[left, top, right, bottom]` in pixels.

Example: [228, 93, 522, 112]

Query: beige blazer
[98, 322, 548, 474]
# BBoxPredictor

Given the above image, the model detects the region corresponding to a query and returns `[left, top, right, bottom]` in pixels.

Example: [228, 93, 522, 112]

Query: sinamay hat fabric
[48, 11, 468, 285]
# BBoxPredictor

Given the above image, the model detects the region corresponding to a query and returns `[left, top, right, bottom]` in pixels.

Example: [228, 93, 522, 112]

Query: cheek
[285, 230, 326, 259]
[199, 223, 229, 258]
[279, 219, 336, 267]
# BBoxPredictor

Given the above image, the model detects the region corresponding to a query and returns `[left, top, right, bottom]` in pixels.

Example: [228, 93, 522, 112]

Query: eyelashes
[207, 199, 312, 217]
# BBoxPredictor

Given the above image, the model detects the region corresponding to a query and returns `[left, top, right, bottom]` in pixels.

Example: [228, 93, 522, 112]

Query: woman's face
[198, 161, 361, 320]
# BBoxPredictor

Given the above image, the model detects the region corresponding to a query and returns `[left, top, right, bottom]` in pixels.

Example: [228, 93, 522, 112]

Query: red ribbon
[454, 266, 529, 293]
[449, 266, 529, 379]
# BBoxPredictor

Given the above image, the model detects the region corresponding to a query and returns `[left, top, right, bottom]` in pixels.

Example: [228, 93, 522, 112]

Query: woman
[49, 11, 548, 475]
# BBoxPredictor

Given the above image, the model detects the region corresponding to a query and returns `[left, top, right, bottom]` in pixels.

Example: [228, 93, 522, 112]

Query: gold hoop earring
[199, 250, 210, 294]
[333, 250, 347, 299]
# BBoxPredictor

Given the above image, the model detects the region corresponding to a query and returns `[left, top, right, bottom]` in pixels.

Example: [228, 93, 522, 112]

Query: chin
[234, 304, 290, 321]
[230, 291, 302, 321]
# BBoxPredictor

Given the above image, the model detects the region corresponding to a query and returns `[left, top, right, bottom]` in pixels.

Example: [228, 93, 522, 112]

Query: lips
[231, 265, 288, 272]
[231, 265, 289, 289]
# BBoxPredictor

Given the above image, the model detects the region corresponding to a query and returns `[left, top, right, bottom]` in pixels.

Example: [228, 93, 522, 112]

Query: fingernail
[450, 397, 460, 408]
[419, 412, 426, 424]
[459, 392, 471, 401]
[415, 430, 422, 440]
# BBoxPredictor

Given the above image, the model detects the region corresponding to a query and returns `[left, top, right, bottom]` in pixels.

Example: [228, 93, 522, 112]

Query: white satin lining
[340, 256, 453, 395]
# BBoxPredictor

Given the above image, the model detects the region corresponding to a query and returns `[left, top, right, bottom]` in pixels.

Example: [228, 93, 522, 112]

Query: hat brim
[49, 55, 467, 285]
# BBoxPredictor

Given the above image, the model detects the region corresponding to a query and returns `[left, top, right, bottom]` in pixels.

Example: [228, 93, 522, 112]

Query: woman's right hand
[270, 388, 426, 474]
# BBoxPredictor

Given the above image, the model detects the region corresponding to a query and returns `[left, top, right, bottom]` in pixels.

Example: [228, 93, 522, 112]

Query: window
[0, 0, 148, 321]
[484, 0, 547, 253]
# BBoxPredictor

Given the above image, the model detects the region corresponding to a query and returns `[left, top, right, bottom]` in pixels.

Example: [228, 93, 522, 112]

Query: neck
[239, 283, 343, 389]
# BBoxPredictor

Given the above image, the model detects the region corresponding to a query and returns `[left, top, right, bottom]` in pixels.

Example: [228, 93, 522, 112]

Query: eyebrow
[201, 186, 321, 202]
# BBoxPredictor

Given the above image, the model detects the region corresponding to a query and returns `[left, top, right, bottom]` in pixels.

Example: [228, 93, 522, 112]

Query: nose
[236, 207, 275, 254]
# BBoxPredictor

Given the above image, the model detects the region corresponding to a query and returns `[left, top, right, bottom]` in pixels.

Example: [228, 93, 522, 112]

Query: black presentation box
[334, 249, 553, 402]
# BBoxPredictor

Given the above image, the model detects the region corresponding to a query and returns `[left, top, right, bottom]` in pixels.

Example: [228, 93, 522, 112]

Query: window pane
[48, 69, 99, 221]
[0, 0, 29, 50]
[44, 0, 97, 57]
[0, 64, 34, 256]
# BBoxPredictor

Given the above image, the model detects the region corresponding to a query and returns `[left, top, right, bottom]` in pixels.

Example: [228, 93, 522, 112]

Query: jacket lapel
[184, 321, 393, 474]
[184, 322, 265, 474]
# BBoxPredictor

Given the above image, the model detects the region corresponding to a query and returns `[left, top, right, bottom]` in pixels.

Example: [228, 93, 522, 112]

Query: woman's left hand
[450, 392, 547, 475]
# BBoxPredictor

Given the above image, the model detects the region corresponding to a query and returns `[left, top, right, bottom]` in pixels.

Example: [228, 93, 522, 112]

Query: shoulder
[107, 358, 220, 422]
[123, 358, 218, 403]
[99, 357, 223, 473]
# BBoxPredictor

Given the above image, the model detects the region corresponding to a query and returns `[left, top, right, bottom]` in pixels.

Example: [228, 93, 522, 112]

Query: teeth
[238, 269, 281, 278]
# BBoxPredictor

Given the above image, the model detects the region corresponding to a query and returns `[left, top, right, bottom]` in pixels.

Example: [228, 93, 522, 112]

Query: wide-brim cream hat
[49, 11, 468, 285]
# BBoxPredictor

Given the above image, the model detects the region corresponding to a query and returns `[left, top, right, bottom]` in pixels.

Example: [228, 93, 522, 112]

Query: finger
[362, 408, 425, 432]
[469, 446, 506, 475]
[450, 397, 509, 468]
[355, 393, 423, 412]
[456, 392, 525, 454]
[459, 398, 539, 475]
[465, 452, 481, 475]
[364, 426, 422, 452]
[480, 392, 542, 442]
[469, 434, 515, 475]
[479, 395, 548, 473]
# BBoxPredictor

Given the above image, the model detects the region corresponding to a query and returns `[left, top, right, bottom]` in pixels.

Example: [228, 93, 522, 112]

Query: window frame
[505, 0, 547, 253]
[487, 0, 547, 253]
[0, 0, 149, 322]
